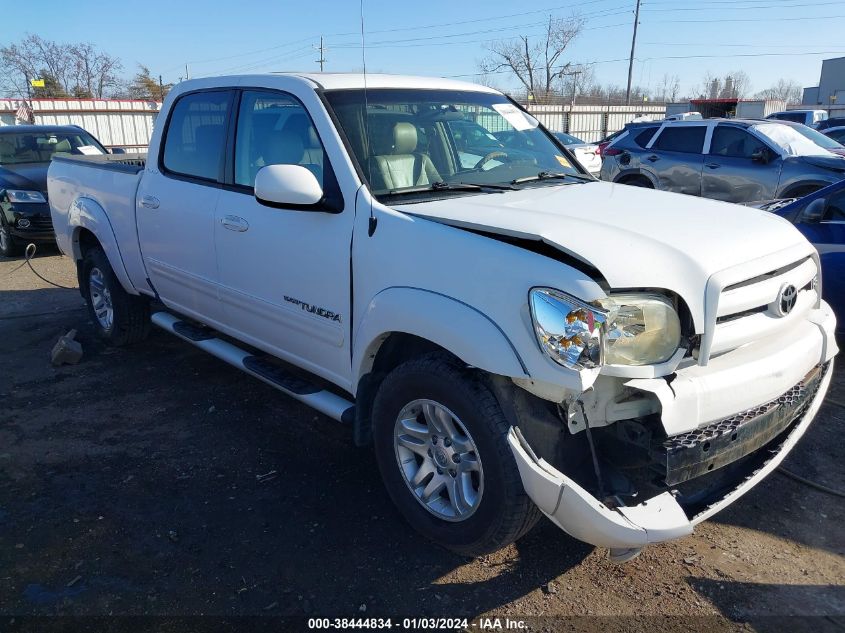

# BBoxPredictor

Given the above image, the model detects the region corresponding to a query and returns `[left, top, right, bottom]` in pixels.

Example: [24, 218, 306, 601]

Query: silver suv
[601, 119, 845, 203]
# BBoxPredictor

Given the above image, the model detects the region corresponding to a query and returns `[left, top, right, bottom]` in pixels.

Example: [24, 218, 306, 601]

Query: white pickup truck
[49, 73, 837, 562]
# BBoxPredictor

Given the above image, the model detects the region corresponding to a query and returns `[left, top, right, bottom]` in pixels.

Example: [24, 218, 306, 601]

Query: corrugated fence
[0, 97, 667, 149]
[526, 104, 668, 142]
[0, 98, 161, 151]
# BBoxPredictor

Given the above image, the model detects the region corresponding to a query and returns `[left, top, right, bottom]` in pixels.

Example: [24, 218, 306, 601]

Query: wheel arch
[68, 197, 136, 295]
[350, 287, 530, 446]
[614, 168, 657, 188]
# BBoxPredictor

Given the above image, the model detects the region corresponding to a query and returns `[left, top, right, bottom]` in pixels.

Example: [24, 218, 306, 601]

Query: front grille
[26, 216, 53, 230]
[705, 255, 818, 359]
[658, 363, 826, 486]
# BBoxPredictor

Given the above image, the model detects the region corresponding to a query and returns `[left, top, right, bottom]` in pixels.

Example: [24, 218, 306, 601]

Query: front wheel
[82, 247, 150, 346]
[372, 353, 540, 556]
[0, 222, 21, 257]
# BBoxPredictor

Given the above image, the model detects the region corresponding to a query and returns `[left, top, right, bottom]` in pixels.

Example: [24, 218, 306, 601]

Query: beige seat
[369, 122, 440, 191]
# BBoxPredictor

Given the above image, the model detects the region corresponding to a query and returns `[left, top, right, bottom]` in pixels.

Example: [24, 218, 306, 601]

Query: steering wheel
[474, 151, 509, 170]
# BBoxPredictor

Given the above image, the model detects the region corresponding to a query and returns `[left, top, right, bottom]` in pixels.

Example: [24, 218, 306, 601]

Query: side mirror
[109, 147, 127, 155]
[799, 197, 826, 224]
[751, 147, 770, 164]
[254, 164, 324, 209]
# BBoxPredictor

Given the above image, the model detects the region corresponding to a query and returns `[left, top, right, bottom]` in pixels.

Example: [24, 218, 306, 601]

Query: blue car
[770, 180, 845, 330]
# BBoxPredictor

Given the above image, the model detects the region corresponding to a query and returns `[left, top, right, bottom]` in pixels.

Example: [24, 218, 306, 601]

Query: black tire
[0, 222, 21, 257]
[623, 176, 653, 188]
[372, 353, 540, 557]
[82, 247, 150, 346]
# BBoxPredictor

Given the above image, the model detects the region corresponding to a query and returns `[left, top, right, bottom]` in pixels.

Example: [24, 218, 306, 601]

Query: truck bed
[51, 153, 147, 174]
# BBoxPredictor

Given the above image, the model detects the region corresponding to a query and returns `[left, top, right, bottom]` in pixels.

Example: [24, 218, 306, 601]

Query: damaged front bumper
[509, 305, 837, 560]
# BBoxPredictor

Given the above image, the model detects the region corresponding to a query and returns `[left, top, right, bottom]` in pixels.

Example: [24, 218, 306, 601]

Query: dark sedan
[0, 125, 108, 256]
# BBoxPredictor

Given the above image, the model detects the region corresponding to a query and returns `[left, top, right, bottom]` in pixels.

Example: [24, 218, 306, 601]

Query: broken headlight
[529, 288, 608, 369]
[529, 289, 681, 369]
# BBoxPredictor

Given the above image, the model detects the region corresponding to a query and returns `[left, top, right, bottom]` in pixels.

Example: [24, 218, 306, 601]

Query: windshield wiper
[458, 180, 519, 190]
[386, 181, 510, 196]
[511, 171, 592, 185]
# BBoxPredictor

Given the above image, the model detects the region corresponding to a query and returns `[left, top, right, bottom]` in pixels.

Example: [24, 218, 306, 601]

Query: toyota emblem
[777, 284, 797, 316]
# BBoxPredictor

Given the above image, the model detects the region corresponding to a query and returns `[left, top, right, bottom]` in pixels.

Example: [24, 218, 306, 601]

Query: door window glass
[710, 126, 764, 158]
[162, 91, 230, 181]
[652, 126, 706, 153]
[234, 91, 326, 188]
[824, 190, 845, 221]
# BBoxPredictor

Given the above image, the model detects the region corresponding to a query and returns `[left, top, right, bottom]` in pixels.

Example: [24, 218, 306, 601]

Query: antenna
[360, 0, 377, 236]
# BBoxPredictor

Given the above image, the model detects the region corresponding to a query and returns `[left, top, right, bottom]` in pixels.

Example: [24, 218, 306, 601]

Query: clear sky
[6, 0, 845, 98]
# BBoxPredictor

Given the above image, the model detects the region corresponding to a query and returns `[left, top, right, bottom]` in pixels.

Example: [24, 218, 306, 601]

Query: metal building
[0, 98, 161, 151]
[803, 56, 845, 107]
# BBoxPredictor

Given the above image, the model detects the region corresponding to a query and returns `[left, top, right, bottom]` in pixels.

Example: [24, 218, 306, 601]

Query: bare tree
[754, 79, 803, 104]
[68, 43, 123, 98]
[658, 73, 681, 103]
[479, 15, 584, 102]
[0, 34, 122, 99]
[694, 70, 751, 100]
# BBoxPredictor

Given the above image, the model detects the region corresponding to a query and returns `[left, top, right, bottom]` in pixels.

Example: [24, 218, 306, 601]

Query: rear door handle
[705, 163, 721, 169]
[140, 195, 160, 209]
[221, 215, 249, 232]
[646, 155, 660, 162]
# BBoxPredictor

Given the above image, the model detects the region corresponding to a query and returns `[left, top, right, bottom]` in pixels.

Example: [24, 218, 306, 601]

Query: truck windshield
[323, 88, 583, 199]
[0, 130, 106, 165]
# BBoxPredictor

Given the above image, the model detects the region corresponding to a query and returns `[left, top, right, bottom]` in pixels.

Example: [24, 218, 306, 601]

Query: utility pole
[315, 36, 327, 72]
[159, 75, 164, 101]
[564, 69, 583, 109]
[185, 64, 190, 80]
[625, 0, 642, 106]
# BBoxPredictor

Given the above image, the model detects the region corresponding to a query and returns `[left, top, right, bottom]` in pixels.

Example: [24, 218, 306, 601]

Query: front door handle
[221, 215, 249, 232]
[140, 195, 160, 209]
[646, 155, 660, 162]
[705, 163, 721, 169]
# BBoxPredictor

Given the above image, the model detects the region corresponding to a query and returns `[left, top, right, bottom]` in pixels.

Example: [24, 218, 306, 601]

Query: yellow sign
[555, 155, 571, 168]
[30, 78, 45, 88]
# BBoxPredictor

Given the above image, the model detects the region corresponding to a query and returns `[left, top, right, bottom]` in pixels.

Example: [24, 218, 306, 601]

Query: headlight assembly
[529, 289, 682, 369]
[596, 293, 682, 366]
[7, 190, 46, 204]
[529, 288, 608, 369]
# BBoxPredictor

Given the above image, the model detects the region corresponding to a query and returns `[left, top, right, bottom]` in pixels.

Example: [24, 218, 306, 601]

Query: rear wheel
[372, 353, 540, 556]
[82, 247, 150, 346]
[622, 175, 653, 188]
[0, 222, 21, 257]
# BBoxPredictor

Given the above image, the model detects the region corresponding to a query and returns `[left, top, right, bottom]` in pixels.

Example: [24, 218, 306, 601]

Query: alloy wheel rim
[393, 399, 484, 522]
[89, 267, 114, 331]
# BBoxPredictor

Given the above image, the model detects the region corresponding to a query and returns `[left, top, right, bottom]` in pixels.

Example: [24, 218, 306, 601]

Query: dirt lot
[1, 251, 843, 632]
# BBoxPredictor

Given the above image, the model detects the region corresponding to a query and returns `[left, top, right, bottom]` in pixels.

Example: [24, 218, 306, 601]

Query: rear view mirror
[254, 164, 324, 209]
[799, 198, 825, 224]
[751, 148, 770, 164]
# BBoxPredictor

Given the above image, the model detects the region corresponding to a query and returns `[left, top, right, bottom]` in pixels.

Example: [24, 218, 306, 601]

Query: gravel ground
[0, 251, 843, 632]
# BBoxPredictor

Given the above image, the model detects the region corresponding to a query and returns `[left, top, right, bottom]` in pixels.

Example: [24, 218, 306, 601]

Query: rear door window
[162, 90, 231, 182]
[633, 127, 659, 148]
[651, 126, 706, 153]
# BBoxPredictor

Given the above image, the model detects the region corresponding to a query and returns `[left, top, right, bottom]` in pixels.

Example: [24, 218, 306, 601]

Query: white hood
[395, 181, 811, 322]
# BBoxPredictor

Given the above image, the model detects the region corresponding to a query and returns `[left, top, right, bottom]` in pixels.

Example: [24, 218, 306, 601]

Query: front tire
[0, 222, 21, 257]
[82, 247, 150, 346]
[372, 353, 540, 556]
